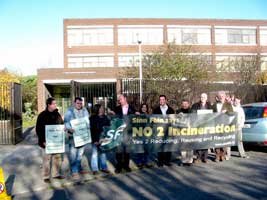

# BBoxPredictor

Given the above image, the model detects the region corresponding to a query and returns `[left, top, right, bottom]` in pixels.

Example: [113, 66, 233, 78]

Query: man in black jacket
[114, 94, 138, 173]
[153, 95, 174, 167]
[36, 97, 65, 182]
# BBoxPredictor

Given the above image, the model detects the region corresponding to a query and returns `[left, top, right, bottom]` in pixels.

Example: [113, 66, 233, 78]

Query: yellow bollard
[0, 167, 12, 200]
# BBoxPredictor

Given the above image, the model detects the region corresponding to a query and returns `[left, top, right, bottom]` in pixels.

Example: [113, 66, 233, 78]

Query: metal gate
[70, 81, 117, 111]
[0, 82, 22, 144]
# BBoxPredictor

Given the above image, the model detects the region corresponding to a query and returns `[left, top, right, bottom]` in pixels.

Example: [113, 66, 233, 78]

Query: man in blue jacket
[64, 97, 90, 179]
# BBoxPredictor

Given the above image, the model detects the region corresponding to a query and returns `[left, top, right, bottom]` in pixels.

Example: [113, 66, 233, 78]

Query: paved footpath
[0, 127, 267, 200]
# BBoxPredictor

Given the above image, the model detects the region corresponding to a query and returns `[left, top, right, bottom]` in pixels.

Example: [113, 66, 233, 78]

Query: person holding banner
[212, 91, 233, 162]
[64, 97, 90, 179]
[36, 97, 65, 183]
[233, 96, 249, 158]
[153, 95, 175, 167]
[191, 93, 213, 163]
[90, 104, 111, 174]
[114, 94, 138, 173]
[176, 99, 194, 166]
[136, 103, 153, 168]
[176, 99, 191, 114]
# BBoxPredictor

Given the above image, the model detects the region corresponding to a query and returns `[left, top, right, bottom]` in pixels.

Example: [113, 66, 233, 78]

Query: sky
[0, 0, 267, 76]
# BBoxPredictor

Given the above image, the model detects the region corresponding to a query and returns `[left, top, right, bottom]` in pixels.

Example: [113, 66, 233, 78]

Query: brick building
[37, 18, 267, 113]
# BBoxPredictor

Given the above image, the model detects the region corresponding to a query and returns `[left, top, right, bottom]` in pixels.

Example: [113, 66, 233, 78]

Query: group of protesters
[36, 91, 248, 183]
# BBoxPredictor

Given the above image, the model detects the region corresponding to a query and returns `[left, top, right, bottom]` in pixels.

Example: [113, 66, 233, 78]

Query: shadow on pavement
[3, 127, 267, 200]
[5, 174, 15, 195]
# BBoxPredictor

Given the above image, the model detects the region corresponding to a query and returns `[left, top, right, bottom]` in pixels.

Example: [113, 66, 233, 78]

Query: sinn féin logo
[0, 182, 5, 194]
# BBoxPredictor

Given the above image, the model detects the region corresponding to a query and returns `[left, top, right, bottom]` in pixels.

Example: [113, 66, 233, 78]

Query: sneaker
[145, 163, 154, 168]
[157, 162, 164, 167]
[101, 169, 111, 174]
[71, 173, 80, 180]
[115, 168, 122, 174]
[242, 155, 250, 159]
[124, 167, 132, 172]
[79, 170, 89, 175]
[92, 171, 99, 175]
[182, 163, 192, 167]
[43, 178, 50, 183]
[137, 163, 144, 169]
[53, 175, 65, 180]
[164, 162, 172, 167]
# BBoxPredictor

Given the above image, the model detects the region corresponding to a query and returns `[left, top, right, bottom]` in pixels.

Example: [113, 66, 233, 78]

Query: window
[68, 57, 83, 68]
[182, 29, 198, 44]
[215, 27, 256, 45]
[193, 54, 212, 65]
[118, 54, 140, 67]
[216, 54, 257, 72]
[118, 26, 163, 45]
[228, 29, 242, 43]
[67, 26, 113, 46]
[261, 56, 267, 71]
[260, 27, 267, 45]
[167, 26, 211, 45]
[243, 106, 264, 120]
[67, 54, 114, 68]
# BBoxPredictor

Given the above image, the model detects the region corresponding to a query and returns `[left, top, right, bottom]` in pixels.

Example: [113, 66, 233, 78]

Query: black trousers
[195, 149, 208, 161]
[115, 152, 130, 170]
[158, 152, 172, 165]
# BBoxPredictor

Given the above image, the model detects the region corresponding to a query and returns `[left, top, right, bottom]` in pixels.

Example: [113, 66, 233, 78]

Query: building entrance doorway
[70, 80, 117, 113]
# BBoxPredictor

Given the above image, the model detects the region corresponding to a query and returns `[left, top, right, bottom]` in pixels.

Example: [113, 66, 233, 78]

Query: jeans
[91, 144, 108, 171]
[69, 139, 85, 174]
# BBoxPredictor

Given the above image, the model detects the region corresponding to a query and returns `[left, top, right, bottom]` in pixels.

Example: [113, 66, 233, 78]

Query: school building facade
[37, 18, 267, 113]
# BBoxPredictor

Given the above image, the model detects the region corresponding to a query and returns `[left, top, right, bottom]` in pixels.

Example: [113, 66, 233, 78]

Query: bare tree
[119, 43, 210, 81]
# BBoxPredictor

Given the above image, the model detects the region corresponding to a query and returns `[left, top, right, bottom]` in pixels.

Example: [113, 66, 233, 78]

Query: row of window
[67, 25, 267, 46]
[67, 54, 267, 71]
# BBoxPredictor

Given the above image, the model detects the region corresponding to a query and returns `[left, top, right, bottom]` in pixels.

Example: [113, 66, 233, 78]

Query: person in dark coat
[153, 95, 174, 167]
[136, 103, 153, 168]
[36, 97, 65, 182]
[114, 94, 138, 173]
[90, 104, 111, 174]
[176, 99, 191, 114]
[191, 93, 213, 163]
[177, 99, 194, 166]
